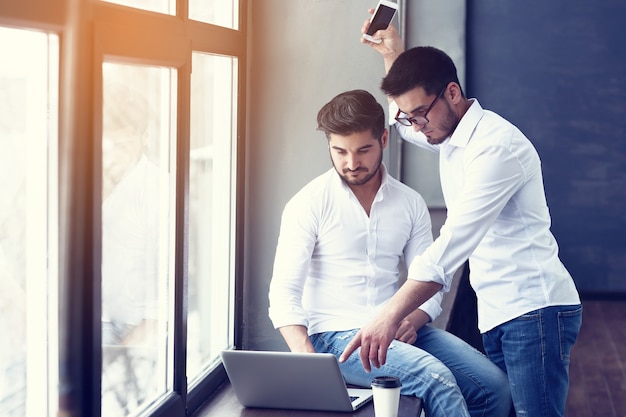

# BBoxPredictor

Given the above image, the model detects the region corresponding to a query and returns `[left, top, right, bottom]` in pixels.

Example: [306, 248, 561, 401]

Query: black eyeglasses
[395, 86, 446, 127]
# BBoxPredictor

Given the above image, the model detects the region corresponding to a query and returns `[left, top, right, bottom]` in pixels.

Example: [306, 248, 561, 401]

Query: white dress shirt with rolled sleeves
[268, 164, 442, 336]
[392, 99, 580, 332]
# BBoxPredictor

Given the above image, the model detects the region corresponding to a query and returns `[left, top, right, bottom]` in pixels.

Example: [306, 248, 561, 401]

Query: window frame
[0, 0, 246, 416]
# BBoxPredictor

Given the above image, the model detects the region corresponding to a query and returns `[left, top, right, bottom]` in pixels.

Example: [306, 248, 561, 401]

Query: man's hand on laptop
[339, 317, 399, 372]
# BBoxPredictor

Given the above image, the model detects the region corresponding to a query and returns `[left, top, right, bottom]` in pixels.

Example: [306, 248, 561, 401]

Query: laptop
[220, 350, 373, 412]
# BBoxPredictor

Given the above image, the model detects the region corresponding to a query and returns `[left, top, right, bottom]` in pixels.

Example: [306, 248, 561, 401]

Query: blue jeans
[311, 326, 511, 417]
[482, 304, 582, 417]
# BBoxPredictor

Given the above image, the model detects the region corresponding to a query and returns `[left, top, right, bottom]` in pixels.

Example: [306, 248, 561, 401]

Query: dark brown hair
[317, 89, 386, 141]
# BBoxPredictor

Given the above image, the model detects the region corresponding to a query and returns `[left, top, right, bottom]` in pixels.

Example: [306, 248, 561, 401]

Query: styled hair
[317, 89, 386, 141]
[381, 46, 464, 97]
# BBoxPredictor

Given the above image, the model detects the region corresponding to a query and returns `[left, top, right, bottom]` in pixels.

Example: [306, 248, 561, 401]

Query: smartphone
[363, 0, 398, 44]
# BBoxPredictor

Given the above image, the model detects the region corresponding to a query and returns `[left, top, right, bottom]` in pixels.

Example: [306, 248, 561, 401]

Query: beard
[426, 101, 460, 145]
[335, 149, 383, 186]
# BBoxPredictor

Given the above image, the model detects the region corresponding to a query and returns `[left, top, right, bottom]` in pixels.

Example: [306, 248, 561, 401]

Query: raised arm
[360, 8, 405, 74]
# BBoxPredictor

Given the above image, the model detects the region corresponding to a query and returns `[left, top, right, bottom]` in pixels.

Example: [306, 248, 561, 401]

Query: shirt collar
[448, 99, 484, 148]
[379, 162, 390, 189]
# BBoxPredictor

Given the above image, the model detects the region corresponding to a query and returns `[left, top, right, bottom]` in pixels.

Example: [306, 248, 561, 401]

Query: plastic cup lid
[371, 376, 402, 388]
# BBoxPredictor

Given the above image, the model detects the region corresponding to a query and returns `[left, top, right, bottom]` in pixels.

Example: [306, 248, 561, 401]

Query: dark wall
[466, 1, 626, 294]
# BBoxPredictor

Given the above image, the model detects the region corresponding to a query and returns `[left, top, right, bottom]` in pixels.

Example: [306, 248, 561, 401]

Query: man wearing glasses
[269, 90, 511, 417]
[340, 17, 582, 417]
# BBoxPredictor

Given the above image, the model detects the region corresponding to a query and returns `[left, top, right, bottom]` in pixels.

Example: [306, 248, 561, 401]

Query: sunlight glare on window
[100, 62, 177, 417]
[0, 26, 59, 417]
[100, 0, 175, 15]
[187, 52, 238, 384]
[188, 0, 238, 29]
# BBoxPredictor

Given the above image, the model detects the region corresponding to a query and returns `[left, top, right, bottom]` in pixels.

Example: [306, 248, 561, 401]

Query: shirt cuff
[388, 101, 399, 126]
[418, 291, 443, 322]
[407, 255, 451, 292]
[268, 306, 309, 330]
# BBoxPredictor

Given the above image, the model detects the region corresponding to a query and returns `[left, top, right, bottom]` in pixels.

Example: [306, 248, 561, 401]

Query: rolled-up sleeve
[417, 291, 443, 322]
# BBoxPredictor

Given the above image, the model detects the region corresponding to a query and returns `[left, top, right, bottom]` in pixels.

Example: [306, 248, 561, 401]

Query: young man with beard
[340, 17, 582, 417]
[268, 89, 511, 417]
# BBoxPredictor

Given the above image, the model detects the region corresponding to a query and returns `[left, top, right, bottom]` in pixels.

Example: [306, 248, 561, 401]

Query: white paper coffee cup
[371, 376, 402, 417]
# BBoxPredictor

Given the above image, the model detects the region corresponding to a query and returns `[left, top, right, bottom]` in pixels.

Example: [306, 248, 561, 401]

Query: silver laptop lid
[220, 350, 372, 412]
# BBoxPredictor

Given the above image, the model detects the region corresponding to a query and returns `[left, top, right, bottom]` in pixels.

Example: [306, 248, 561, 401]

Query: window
[189, 0, 239, 29]
[0, 0, 245, 416]
[101, 62, 177, 416]
[0, 27, 59, 417]
[187, 53, 238, 385]
[100, 0, 175, 15]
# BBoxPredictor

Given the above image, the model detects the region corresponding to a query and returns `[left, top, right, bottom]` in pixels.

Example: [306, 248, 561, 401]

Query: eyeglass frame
[395, 85, 447, 127]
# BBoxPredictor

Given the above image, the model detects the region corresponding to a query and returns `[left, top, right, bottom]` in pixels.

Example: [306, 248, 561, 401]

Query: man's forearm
[404, 308, 432, 330]
[339, 280, 443, 371]
[385, 280, 443, 328]
[278, 325, 316, 353]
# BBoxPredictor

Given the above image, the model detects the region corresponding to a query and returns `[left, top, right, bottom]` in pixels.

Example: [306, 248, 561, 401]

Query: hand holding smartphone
[362, 0, 398, 44]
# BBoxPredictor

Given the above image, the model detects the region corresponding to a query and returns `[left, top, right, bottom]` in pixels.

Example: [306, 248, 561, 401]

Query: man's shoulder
[385, 174, 422, 196]
[478, 109, 516, 131]
[384, 175, 428, 208]
[286, 169, 337, 207]
[299, 168, 337, 193]
[472, 111, 538, 158]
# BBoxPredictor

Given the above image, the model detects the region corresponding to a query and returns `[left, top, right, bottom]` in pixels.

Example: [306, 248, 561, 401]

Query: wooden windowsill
[192, 381, 422, 417]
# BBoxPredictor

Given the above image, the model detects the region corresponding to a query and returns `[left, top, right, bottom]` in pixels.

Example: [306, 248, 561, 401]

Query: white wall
[243, 0, 464, 350]
[401, 1, 466, 207]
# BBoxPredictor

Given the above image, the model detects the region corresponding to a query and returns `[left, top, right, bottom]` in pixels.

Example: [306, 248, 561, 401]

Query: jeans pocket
[558, 305, 583, 361]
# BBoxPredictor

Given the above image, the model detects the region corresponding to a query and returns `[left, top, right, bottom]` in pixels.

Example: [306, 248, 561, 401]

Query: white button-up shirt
[268, 164, 441, 335]
[394, 99, 580, 332]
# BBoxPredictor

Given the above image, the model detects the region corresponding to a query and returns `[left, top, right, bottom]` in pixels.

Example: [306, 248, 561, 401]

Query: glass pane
[187, 52, 237, 384]
[0, 27, 59, 417]
[101, 62, 177, 416]
[189, 0, 238, 30]
[100, 0, 175, 15]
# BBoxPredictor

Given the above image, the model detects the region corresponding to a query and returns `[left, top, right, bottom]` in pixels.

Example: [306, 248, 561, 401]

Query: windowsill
[191, 381, 422, 417]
